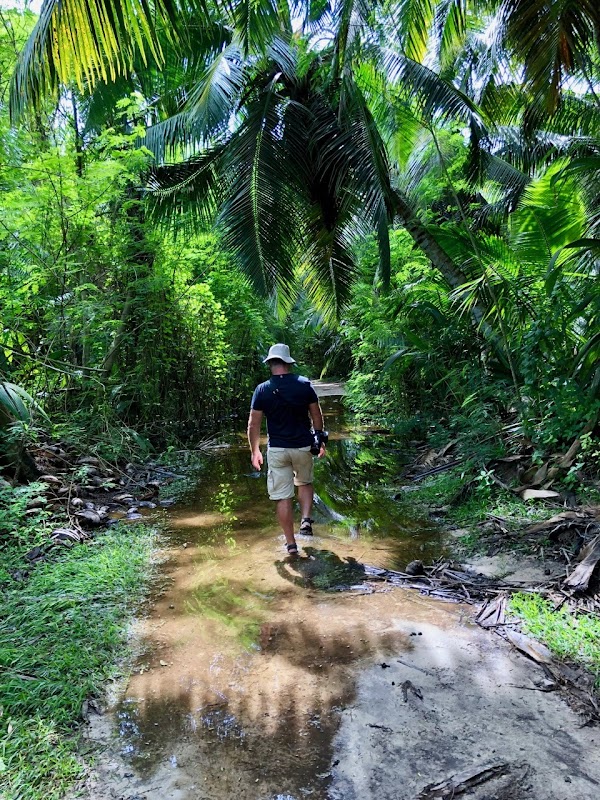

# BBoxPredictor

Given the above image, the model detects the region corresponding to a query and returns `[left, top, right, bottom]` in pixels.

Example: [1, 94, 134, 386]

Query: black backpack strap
[269, 378, 305, 415]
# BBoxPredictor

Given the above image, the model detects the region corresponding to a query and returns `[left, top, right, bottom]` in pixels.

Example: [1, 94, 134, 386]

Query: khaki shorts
[267, 446, 314, 501]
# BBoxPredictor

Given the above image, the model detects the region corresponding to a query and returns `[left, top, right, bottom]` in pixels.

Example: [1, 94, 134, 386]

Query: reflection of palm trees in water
[314, 436, 370, 508]
[116, 587, 410, 799]
[275, 547, 366, 589]
[313, 436, 403, 527]
[314, 435, 446, 565]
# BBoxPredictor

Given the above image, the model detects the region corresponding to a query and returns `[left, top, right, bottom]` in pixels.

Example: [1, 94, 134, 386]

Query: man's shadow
[275, 547, 366, 589]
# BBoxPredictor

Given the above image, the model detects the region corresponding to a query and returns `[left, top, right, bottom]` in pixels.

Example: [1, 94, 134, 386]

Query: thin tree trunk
[101, 294, 133, 380]
[71, 91, 84, 178]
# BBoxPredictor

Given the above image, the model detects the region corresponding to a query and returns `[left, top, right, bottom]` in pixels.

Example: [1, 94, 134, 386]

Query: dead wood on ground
[417, 761, 521, 799]
[2, 439, 184, 575]
[564, 534, 600, 593]
[353, 554, 600, 723]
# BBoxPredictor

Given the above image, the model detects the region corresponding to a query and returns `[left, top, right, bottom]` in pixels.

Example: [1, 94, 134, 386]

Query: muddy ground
[78, 539, 600, 800]
[72, 387, 600, 800]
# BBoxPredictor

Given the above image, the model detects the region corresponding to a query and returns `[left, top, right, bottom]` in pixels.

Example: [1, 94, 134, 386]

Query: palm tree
[142, 0, 492, 318]
[9, 1, 489, 314]
[10, 0, 598, 319]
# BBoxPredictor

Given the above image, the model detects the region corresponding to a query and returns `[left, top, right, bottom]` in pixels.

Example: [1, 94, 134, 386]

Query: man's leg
[293, 449, 316, 535]
[298, 482, 314, 522]
[268, 448, 297, 550]
[276, 498, 295, 545]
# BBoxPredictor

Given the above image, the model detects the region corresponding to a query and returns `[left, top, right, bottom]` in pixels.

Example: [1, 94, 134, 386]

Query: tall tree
[9, 0, 599, 321]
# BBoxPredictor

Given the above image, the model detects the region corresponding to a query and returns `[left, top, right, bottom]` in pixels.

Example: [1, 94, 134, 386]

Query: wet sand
[83, 523, 600, 799]
[79, 400, 600, 800]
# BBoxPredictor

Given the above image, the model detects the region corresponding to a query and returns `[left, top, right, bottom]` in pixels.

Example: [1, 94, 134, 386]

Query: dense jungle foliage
[0, 4, 599, 798]
[0, 0, 598, 475]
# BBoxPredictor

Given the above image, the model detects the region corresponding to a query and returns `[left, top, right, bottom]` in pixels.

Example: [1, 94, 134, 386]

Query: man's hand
[251, 449, 263, 470]
[317, 444, 326, 458]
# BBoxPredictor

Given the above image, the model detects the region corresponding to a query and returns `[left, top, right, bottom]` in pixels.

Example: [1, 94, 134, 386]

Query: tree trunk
[71, 91, 84, 178]
[101, 294, 133, 380]
[393, 190, 487, 329]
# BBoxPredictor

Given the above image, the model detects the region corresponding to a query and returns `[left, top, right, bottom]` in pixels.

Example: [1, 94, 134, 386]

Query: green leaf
[0, 382, 47, 423]
[545, 238, 600, 295]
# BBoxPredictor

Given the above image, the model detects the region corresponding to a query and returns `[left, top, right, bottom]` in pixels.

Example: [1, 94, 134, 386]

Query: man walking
[247, 344, 327, 555]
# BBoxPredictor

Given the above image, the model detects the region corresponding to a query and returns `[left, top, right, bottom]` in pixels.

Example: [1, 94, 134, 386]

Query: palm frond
[384, 50, 484, 126]
[558, 152, 600, 236]
[0, 381, 47, 423]
[473, 150, 530, 217]
[145, 42, 245, 161]
[10, 0, 187, 118]
[307, 78, 395, 289]
[330, 0, 375, 83]
[299, 0, 334, 31]
[545, 92, 600, 138]
[217, 84, 306, 297]
[221, 0, 283, 56]
[265, 34, 299, 81]
[501, 0, 600, 113]
[353, 58, 424, 169]
[511, 160, 586, 261]
[479, 81, 526, 127]
[545, 238, 600, 295]
[147, 146, 225, 228]
[302, 212, 359, 320]
[436, 0, 468, 69]
[392, 0, 435, 63]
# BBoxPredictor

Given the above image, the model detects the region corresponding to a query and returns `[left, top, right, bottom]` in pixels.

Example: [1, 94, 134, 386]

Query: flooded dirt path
[84, 395, 600, 800]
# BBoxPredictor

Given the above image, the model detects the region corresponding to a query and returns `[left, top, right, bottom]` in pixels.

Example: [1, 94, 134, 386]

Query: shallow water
[107, 397, 450, 798]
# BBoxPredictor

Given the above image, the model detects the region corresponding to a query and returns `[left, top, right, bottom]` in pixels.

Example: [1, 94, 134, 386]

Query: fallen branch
[401, 679, 423, 702]
[410, 460, 462, 481]
[475, 594, 507, 627]
[502, 629, 553, 664]
[417, 761, 513, 799]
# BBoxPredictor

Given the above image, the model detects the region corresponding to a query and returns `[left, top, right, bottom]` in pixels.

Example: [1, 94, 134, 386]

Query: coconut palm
[139, 0, 492, 317]
[10, 0, 598, 318]
[9, 1, 491, 316]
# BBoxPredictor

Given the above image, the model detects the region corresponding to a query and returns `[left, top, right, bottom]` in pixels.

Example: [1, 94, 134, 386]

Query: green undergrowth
[0, 525, 157, 800]
[405, 465, 569, 555]
[0, 483, 56, 582]
[509, 593, 600, 682]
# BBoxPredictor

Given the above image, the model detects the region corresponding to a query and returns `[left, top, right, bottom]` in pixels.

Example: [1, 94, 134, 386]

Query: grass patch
[0, 525, 156, 800]
[0, 483, 56, 583]
[509, 593, 600, 681]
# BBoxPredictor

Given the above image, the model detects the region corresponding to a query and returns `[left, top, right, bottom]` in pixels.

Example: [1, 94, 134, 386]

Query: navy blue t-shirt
[251, 374, 319, 448]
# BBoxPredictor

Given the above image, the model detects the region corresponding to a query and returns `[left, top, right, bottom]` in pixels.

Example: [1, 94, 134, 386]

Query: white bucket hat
[263, 343, 296, 364]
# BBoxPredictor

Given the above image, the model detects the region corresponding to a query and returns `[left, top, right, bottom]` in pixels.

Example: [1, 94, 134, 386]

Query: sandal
[286, 542, 299, 556]
[298, 517, 314, 536]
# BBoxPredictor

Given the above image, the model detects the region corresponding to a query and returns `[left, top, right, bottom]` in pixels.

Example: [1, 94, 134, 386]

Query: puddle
[83, 394, 600, 799]
[86, 398, 600, 800]
[86, 397, 454, 797]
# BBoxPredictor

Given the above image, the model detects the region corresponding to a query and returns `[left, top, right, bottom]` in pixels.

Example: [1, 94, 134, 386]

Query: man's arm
[308, 401, 326, 457]
[247, 409, 264, 470]
[308, 401, 324, 431]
